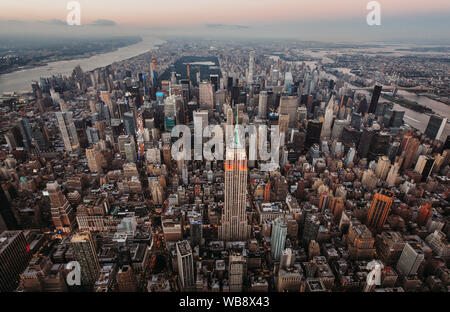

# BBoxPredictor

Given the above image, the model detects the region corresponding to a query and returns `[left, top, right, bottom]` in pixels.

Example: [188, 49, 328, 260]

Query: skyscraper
[279, 95, 298, 127]
[402, 138, 420, 170]
[414, 155, 435, 181]
[0, 231, 29, 292]
[0, 187, 18, 230]
[219, 127, 250, 242]
[46, 182, 75, 233]
[18, 118, 33, 151]
[396, 242, 424, 276]
[321, 95, 334, 139]
[305, 120, 322, 148]
[368, 132, 390, 161]
[123, 111, 136, 137]
[199, 81, 214, 112]
[368, 85, 382, 114]
[258, 91, 268, 119]
[366, 189, 394, 232]
[247, 51, 255, 83]
[358, 128, 375, 159]
[56, 111, 80, 152]
[176, 240, 194, 290]
[71, 232, 100, 288]
[375, 156, 391, 180]
[86, 146, 103, 173]
[331, 119, 349, 141]
[271, 217, 287, 261]
[424, 115, 447, 141]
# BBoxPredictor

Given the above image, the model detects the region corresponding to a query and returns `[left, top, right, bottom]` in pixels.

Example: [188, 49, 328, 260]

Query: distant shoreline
[0, 36, 163, 94]
[0, 38, 143, 76]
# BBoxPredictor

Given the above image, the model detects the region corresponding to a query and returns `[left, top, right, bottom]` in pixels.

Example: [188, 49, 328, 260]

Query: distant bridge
[354, 85, 433, 92]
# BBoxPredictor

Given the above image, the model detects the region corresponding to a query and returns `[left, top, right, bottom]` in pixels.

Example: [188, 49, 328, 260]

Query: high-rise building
[247, 51, 255, 83]
[305, 120, 322, 148]
[366, 189, 394, 232]
[303, 214, 320, 245]
[189, 213, 203, 248]
[0, 231, 29, 292]
[351, 112, 362, 129]
[424, 115, 447, 140]
[0, 187, 18, 230]
[396, 242, 425, 276]
[226, 107, 234, 126]
[20, 256, 67, 292]
[357, 97, 368, 114]
[387, 141, 400, 162]
[199, 81, 214, 112]
[368, 85, 382, 114]
[347, 224, 375, 260]
[18, 118, 33, 150]
[56, 111, 80, 152]
[123, 111, 136, 137]
[368, 132, 390, 161]
[376, 231, 405, 265]
[402, 138, 420, 170]
[321, 95, 334, 139]
[416, 203, 432, 226]
[279, 114, 289, 144]
[331, 119, 349, 141]
[279, 96, 298, 127]
[258, 91, 268, 119]
[46, 182, 75, 233]
[277, 268, 303, 292]
[425, 231, 450, 261]
[193, 110, 209, 131]
[375, 156, 391, 180]
[117, 265, 138, 292]
[219, 129, 250, 242]
[229, 253, 245, 292]
[86, 146, 103, 173]
[414, 155, 435, 181]
[124, 141, 137, 163]
[176, 240, 194, 290]
[271, 217, 287, 261]
[70, 232, 100, 288]
[149, 179, 165, 205]
[358, 128, 375, 159]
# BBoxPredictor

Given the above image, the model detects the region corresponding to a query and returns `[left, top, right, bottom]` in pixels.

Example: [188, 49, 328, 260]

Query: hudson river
[0, 36, 164, 94]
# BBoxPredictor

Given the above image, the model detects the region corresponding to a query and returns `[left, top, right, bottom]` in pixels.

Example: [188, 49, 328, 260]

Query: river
[0, 35, 164, 94]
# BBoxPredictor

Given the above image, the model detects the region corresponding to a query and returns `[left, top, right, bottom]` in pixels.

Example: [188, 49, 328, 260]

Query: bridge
[354, 85, 433, 92]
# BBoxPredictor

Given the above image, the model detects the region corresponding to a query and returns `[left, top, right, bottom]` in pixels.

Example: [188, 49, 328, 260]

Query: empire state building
[219, 124, 250, 241]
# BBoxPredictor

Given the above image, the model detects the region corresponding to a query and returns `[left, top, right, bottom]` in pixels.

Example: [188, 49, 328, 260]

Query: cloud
[40, 19, 67, 25]
[89, 19, 117, 26]
[205, 24, 250, 30]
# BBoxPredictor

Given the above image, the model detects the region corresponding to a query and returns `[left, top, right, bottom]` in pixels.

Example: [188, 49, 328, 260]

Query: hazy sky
[1, 0, 449, 42]
[1, 0, 449, 25]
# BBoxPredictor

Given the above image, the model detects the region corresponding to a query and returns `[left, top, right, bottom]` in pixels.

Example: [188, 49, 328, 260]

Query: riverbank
[382, 94, 435, 114]
[0, 36, 143, 75]
[0, 36, 164, 94]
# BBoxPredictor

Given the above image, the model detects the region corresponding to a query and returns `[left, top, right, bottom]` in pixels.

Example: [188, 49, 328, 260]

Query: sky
[0, 0, 450, 42]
